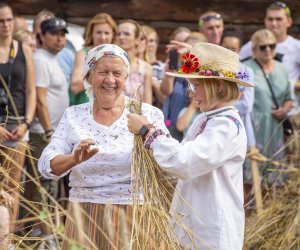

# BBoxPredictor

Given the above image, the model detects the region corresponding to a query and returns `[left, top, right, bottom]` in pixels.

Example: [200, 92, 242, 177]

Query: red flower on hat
[179, 53, 199, 73]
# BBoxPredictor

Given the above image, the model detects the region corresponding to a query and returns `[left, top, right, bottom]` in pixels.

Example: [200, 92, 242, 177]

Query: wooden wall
[9, 0, 300, 58]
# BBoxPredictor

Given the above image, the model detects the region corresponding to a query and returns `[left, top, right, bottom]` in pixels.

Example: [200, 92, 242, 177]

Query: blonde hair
[251, 29, 277, 48]
[194, 78, 239, 106]
[84, 13, 117, 47]
[170, 26, 191, 40]
[142, 25, 159, 43]
[14, 29, 35, 42]
[185, 32, 208, 44]
[139, 25, 157, 62]
[33, 9, 55, 33]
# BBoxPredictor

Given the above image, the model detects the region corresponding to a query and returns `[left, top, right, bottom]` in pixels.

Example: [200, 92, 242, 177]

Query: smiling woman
[243, 29, 293, 184]
[37, 44, 169, 249]
[70, 13, 116, 104]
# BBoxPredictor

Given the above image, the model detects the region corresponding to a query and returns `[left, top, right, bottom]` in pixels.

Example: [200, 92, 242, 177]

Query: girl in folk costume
[127, 43, 254, 250]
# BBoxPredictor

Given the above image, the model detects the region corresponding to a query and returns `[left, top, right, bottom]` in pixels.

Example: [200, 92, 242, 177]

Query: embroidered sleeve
[223, 115, 242, 135]
[144, 129, 168, 149]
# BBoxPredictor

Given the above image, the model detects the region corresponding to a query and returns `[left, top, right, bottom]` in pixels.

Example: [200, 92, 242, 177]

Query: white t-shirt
[149, 107, 246, 250]
[31, 49, 69, 133]
[240, 36, 300, 112]
[38, 97, 168, 204]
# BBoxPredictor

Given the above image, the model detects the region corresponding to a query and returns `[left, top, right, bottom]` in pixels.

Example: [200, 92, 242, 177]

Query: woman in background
[116, 19, 152, 104]
[0, 2, 36, 232]
[70, 13, 116, 105]
[244, 29, 292, 184]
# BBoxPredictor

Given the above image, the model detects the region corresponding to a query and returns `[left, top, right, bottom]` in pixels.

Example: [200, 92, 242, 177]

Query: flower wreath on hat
[166, 43, 254, 87]
[179, 52, 250, 82]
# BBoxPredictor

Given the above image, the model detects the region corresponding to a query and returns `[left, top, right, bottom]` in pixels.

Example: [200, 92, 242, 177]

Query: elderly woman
[70, 13, 117, 104]
[243, 29, 293, 183]
[38, 44, 167, 249]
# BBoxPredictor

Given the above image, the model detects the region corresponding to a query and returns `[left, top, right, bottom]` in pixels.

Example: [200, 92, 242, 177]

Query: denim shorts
[0, 116, 29, 147]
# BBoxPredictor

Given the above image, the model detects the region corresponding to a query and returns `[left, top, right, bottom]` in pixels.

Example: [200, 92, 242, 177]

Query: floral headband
[178, 53, 249, 81]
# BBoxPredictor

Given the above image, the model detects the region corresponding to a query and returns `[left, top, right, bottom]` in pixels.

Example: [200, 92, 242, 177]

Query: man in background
[198, 11, 224, 45]
[240, 1, 300, 113]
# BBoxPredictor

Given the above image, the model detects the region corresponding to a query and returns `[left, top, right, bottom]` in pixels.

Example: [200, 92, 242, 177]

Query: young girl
[127, 42, 253, 249]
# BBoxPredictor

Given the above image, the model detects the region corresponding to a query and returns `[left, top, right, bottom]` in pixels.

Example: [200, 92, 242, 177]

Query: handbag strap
[254, 59, 279, 109]
[7, 40, 15, 89]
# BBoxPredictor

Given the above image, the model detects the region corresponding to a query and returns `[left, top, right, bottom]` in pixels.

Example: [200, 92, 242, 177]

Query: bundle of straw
[244, 168, 300, 250]
[128, 100, 186, 249]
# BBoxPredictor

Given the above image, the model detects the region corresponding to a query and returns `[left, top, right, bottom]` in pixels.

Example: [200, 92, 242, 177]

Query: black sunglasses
[258, 43, 276, 51]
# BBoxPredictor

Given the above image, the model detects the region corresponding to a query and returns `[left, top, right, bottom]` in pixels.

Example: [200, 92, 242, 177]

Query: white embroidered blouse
[147, 106, 247, 250]
[38, 96, 167, 204]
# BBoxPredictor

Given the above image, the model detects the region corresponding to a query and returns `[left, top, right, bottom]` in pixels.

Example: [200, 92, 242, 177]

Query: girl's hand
[0, 126, 13, 143]
[127, 114, 150, 134]
[72, 139, 99, 165]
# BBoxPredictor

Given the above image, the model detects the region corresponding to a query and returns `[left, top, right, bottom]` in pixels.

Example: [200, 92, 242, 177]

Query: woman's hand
[272, 106, 288, 121]
[0, 126, 13, 143]
[127, 114, 150, 134]
[11, 123, 27, 141]
[73, 139, 99, 165]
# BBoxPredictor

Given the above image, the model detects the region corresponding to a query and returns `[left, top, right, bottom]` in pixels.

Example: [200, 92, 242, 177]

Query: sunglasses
[258, 43, 276, 51]
[269, 1, 291, 17]
[201, 14, 223, 22]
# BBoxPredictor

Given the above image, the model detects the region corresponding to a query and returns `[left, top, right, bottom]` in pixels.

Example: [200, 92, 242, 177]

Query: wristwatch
[139, 124, 154, 139]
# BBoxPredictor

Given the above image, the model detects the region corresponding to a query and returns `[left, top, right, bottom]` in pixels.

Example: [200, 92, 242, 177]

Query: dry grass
[1, 76, 299, 249]
[128, 99, 186, 249]
[244, 167, 300, 250]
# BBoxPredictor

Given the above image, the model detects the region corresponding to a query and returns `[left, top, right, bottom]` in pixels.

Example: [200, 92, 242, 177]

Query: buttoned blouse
[38, 96, 167, 204]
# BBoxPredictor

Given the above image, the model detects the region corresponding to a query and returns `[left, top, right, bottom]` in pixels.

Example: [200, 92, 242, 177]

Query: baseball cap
[41, 17, 68, 34]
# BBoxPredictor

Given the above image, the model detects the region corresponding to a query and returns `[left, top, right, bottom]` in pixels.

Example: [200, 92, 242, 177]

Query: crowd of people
[0, 1, 299, 249]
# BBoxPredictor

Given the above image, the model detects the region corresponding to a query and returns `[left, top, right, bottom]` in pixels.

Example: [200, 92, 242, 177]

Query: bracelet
[22, 118, 31, 130]
[144, 128, 155, 141]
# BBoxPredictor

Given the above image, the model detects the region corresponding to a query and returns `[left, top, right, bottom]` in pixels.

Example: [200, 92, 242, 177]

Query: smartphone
[169, 49, 178, 70]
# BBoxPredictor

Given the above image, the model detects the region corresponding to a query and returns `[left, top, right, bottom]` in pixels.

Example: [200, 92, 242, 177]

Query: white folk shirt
[38, 96, 167, 204]
[149, 107, 247, 250]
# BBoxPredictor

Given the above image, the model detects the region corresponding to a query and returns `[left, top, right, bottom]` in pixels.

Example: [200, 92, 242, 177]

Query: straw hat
[166, 43, 254, 87]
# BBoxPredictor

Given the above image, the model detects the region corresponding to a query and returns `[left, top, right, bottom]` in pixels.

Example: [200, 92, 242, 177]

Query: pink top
[124, 58, 146, 100]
